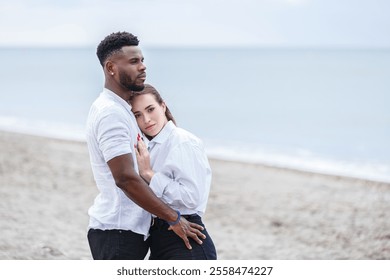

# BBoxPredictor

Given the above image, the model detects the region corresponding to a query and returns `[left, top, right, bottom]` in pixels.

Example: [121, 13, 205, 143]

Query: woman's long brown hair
[130, 84, 177, 125]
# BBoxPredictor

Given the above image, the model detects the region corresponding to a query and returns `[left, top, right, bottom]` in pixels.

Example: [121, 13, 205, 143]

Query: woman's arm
[135, 138, 211, 211]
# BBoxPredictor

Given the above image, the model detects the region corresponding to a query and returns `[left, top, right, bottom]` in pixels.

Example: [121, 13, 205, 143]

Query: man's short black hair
[96, 31, 139, 67]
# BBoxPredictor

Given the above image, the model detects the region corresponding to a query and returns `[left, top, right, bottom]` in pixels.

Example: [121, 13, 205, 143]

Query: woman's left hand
[134, 135, 154, 183]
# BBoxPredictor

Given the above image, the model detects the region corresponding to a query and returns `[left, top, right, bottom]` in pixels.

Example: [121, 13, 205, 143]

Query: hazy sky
[1, 0, 389, 48]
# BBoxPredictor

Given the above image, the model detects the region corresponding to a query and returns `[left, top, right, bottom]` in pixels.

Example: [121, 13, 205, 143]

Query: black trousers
[87, 228, 149, 260]
[149, 214, 217, 260]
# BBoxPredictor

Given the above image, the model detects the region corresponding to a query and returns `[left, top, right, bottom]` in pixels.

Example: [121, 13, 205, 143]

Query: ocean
[0, 47, 389, 183]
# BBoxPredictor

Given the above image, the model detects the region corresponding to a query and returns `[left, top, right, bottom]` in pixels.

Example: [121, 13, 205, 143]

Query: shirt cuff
[149, 172, 171, 198]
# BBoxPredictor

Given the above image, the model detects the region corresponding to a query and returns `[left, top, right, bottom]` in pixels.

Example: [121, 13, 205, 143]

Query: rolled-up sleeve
[97, 111, 132, 162]
[149, 141, 210, 211]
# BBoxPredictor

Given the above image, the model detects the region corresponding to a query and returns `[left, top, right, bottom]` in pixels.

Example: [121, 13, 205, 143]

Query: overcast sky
[1, 0, 389, 48]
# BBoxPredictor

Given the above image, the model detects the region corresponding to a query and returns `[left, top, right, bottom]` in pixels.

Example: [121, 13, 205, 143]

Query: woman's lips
[145, 124, 155, 130]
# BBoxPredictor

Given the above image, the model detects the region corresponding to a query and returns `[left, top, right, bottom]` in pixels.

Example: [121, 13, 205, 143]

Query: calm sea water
[0, 47, 389, 182]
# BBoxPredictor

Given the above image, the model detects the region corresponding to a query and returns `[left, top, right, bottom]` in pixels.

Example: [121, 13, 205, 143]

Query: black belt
[151, 214, 199, 226]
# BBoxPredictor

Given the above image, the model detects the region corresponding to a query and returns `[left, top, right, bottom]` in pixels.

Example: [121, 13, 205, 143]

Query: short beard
[129, 84, 145, 92]
[119, 71, 145, 92]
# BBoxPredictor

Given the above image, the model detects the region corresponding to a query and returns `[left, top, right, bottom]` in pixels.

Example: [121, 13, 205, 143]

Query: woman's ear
[162, 102, 167, 113]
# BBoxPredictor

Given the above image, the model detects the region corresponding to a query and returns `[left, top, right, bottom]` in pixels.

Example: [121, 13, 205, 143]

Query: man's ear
[105, 60, 116, 76]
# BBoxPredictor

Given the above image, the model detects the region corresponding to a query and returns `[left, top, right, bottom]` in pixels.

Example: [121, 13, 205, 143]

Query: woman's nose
[144, 115, 151, 123]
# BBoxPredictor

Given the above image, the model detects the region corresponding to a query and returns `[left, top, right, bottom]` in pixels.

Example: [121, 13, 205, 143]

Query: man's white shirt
[86, 88, 151, 237]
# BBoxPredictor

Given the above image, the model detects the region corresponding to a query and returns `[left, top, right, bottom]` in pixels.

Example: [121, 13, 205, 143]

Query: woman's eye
[134, 114, 140, 119]
[148, 107, 155, 113]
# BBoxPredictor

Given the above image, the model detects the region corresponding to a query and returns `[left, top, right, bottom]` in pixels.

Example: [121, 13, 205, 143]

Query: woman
[129, 84, 217, 260]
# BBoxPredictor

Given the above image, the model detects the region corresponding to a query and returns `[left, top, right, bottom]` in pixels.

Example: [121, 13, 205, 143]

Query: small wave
[204, 139, 390, 184]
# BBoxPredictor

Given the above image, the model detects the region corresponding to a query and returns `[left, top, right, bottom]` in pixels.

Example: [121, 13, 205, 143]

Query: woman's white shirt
[145, 121, 212, 217]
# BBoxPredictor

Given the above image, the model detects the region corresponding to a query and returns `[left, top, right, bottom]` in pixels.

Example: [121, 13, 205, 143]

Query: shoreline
[1, 123, 388, 184]
[1, 130, 389, 259]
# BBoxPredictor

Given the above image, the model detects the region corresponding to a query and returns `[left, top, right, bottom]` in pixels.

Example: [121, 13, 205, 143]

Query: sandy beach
[0, 130, 389, 260]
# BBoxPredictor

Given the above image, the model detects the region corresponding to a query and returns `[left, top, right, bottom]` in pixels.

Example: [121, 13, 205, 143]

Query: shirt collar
[147, 120, 176, 146]
[102, 88, 133, 115]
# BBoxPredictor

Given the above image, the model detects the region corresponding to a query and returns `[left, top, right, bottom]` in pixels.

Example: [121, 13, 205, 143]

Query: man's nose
[139, 61, 146, 71]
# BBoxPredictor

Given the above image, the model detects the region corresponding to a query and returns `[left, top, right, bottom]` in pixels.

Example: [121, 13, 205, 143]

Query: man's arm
[107, 153, 205, 249]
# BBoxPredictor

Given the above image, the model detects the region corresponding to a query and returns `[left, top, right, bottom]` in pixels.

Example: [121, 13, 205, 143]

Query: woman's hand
[134, 134, 154, 183]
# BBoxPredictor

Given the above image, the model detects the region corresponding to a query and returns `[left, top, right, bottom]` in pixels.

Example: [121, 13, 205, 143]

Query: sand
[0, 130, 389, 260]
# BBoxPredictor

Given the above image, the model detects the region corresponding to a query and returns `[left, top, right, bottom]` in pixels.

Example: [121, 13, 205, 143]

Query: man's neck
[105, 81, 130, 102]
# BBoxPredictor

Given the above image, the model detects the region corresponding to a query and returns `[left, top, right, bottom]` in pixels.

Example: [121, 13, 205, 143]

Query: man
[86, 32, 205, 260]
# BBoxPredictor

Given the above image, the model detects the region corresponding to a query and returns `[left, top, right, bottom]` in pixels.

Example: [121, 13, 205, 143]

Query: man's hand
[168, 217, 206, 250]
[108, 154, 206, 250]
